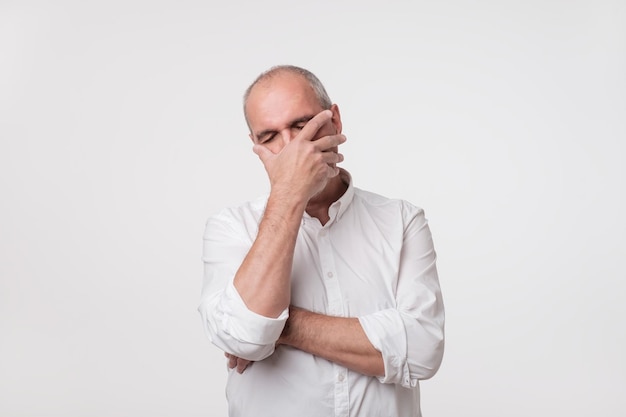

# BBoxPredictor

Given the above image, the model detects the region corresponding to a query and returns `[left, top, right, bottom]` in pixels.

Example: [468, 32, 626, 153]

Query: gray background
[1, 0, 624, 416]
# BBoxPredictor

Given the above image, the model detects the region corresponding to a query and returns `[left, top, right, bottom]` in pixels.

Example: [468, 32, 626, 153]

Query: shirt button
[319, 230, 327, 237]
[338, 372, 345, 382]
[327, 271, 334, 278]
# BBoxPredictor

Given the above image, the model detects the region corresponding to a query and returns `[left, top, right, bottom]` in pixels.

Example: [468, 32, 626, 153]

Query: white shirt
[198, 172, 445, 417]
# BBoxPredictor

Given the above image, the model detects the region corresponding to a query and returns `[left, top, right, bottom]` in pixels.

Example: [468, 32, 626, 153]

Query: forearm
[233, 192, 307, 318]
[278, 307, 384, 377]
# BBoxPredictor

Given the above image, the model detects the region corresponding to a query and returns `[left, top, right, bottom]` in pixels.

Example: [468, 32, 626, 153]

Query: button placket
[317, 227, 343, 317]
[333, 363, 349, 417]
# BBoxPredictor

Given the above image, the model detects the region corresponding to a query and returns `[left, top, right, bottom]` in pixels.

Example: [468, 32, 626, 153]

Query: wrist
[268, 186, 310, 210]
[278, 306, 305, 347]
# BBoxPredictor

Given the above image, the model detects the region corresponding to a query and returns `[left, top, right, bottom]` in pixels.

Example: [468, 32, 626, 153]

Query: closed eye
[290, 116, 313, 130]
[257, 132, 276, 144]
[254, 115, 315, 144]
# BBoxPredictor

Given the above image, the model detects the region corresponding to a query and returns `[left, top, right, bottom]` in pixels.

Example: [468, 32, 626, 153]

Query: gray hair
[243, 65, 332, 125]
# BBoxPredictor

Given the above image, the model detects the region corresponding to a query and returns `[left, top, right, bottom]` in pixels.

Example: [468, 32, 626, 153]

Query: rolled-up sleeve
[359, 205, 445, 388]
[198, 211, 288, 361]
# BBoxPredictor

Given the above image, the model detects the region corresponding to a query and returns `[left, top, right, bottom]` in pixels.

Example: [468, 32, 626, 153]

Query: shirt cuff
[359, 309, 417, 388]
[220, 282, 288, 345]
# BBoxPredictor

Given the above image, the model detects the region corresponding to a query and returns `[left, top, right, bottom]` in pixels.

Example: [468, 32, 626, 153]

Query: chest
[290, 214, 404, 316]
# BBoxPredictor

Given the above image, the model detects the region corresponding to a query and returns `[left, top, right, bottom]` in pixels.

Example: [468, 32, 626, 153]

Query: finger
[236, 359, 251, 374]
[313, 134, 347, 151]
[325, 162, 341, 178]
[297, 109, 333, 142]
[253, 143, 274, 161]
[321, 152, 344, 165]
[226, 354, 237, 369]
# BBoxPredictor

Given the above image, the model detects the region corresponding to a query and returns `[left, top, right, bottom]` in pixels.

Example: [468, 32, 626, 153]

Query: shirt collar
[325, 168, 354, 223]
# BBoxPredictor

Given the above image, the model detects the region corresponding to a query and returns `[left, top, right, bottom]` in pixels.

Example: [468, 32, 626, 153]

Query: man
[198, 65, 444, 417]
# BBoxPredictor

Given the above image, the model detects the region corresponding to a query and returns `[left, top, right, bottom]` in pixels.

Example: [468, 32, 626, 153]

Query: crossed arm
[226, 306, 383, 376]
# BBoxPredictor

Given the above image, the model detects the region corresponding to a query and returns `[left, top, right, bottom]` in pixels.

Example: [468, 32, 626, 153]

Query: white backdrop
[1, 1, 624, 416]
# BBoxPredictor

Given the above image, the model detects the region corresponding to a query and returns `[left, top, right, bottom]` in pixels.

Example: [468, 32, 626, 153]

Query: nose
[279, 128, 297, 146]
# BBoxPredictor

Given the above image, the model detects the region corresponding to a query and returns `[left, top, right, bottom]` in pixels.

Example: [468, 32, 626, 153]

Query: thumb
[252, 144, 273, 161]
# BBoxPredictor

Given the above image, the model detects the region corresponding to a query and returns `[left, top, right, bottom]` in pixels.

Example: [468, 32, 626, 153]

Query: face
[245, 72, 342, 154]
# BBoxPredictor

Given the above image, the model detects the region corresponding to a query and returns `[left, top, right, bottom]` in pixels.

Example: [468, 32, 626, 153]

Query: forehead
[245, 73, 323, 132]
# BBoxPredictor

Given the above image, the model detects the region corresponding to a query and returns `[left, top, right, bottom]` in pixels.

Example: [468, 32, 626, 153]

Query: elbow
[203, 318, 279, 361]
[224, 341, 277, 362]
[199, 302, 284, 361]
[411, 333, 445, 380]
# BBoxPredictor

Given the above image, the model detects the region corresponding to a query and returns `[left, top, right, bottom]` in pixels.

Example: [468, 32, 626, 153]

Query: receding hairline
[243, 65, 332, 127]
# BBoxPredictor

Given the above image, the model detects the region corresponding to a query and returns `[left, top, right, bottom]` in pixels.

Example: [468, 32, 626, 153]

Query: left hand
[224, 352, 253, 374]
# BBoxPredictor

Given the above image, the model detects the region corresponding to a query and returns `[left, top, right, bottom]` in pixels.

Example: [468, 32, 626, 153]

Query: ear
[330, 104, 342, 134]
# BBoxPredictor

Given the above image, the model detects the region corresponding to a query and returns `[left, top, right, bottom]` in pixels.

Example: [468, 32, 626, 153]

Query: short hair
[243, 65, 332, 126]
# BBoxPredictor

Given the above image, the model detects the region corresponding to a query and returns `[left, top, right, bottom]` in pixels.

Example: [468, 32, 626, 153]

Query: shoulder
[204, 195, 268, 239]
[352, 187, 425, 219]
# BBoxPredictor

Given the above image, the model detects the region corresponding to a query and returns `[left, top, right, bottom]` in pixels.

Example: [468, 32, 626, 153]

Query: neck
[305, 174, 348, 225]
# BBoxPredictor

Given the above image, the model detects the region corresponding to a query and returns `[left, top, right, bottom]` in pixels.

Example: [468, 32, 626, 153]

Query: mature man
[198, 65, 445, 417]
